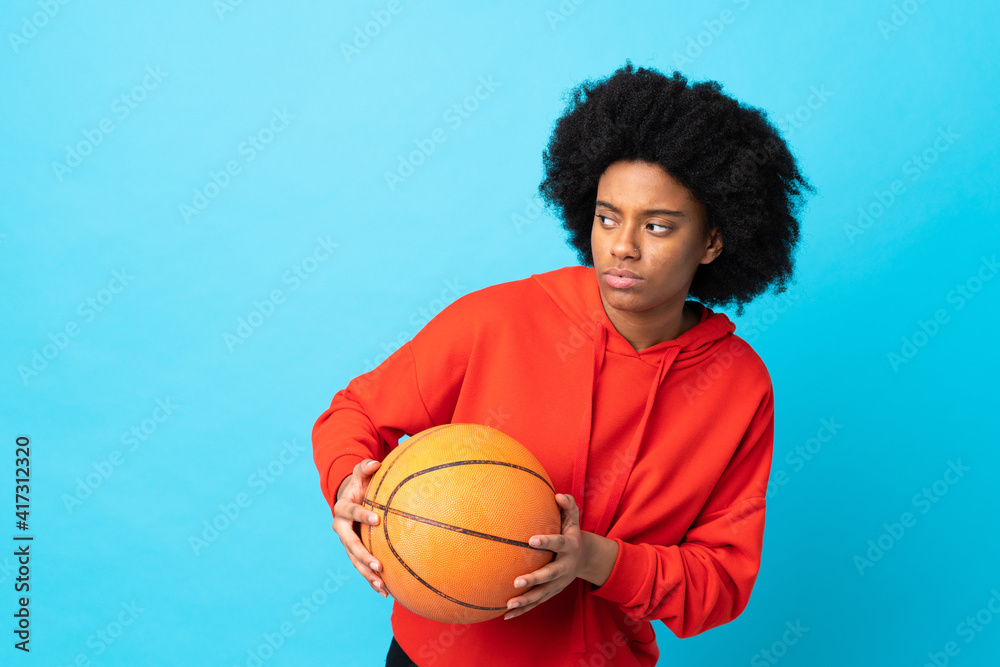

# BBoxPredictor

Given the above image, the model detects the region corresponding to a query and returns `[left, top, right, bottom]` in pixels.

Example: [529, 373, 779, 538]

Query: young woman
[313, 61, 813, 666]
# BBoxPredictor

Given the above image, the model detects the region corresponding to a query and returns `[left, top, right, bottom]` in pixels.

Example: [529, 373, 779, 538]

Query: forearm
[590, 496, 766, 635]
[580, 531, 619, 587]
[336, 474, 352, 503]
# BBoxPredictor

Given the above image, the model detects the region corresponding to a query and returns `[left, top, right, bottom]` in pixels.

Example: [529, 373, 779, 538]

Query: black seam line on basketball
[382, 456, 546, 612]
[365, 497, 556, 553]
[372, 426, 499, 611]
[379, 507, 556, 551]
[375, 427, 446, 554]
[384, 460, 557, 549]
[371, 436, 416, 500]
[380, 507, 507, 612]
[399, 460, 555, 492]
[371, 425, 441, 501]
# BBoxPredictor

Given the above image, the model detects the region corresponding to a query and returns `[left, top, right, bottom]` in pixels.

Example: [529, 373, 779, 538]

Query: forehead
[596, 160, 703, 214]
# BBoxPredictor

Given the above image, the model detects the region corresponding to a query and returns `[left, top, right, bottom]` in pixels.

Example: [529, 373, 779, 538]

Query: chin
[602, 290, 645, 310]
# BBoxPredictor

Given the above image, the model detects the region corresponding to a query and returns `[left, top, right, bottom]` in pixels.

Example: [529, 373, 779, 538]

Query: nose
[610, 221, 640, 259]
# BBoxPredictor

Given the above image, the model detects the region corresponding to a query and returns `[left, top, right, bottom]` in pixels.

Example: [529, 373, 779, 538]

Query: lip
[603, 268, 642, 289]
[605, 268, 640, 279]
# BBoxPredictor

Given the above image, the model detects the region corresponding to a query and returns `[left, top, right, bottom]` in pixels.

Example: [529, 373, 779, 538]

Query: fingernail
[370, 562, 379, 572]
[368, 515, 378, 525]
[514, 579, 525, 588]
[504, 613, 513, 620]
[507, 601, 519, 609]
[529, 537, 541, 547]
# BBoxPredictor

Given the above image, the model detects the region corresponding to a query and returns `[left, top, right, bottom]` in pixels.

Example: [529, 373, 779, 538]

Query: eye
[596, 214, 613, 226]
[648, 223, 672, 233]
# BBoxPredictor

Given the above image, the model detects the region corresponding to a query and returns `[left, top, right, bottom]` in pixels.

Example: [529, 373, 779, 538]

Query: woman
[313, 60, 813, 666]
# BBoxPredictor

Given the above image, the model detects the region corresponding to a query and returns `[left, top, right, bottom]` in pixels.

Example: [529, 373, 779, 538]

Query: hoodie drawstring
[570, 323, 681, 654]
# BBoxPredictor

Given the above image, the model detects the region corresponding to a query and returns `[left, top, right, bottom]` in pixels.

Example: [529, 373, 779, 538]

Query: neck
[601, 296, 697, 353]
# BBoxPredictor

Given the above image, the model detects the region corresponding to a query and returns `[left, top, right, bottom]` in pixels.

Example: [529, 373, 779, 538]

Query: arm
[336, 473, 352, 503]
[580, 531, 619, 587]
[590, 388, 775, 638]
[312, 340, 433, 515]
[312, 292, 478, 515]
[314, 295, 478, 596]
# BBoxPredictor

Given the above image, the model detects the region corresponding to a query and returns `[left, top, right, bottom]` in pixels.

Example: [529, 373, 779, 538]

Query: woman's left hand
[504, 493, 587, 620]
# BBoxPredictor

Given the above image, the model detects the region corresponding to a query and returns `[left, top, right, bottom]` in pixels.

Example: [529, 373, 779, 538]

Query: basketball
[361, 423, 562, 624]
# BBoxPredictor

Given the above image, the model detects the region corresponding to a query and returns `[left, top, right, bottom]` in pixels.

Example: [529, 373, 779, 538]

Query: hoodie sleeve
[590, 386, 774, 638]
[311, 294, 478, 515]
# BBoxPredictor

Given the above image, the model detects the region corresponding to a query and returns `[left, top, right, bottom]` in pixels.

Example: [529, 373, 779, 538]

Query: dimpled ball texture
[361, 423, 562, 624]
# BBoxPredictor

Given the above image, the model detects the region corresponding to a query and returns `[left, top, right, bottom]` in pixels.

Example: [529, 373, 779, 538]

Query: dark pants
[385, 636, 417, 666]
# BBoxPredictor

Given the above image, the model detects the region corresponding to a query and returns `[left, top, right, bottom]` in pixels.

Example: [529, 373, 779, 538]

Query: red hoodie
[312, 265, 774, 666]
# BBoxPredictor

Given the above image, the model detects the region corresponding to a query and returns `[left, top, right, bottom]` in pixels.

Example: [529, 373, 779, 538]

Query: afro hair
[538, 60, 815, 317]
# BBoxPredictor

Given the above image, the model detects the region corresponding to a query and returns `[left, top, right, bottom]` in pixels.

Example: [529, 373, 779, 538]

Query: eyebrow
[595, 200, 687, 217]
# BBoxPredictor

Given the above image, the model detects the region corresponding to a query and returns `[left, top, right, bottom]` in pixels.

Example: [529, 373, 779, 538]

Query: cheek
[590, 226, 604, 256]
[647, 252, 690, 286]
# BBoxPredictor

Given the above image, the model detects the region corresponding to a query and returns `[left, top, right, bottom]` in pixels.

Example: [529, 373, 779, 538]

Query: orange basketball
[361, 423, 561, 624]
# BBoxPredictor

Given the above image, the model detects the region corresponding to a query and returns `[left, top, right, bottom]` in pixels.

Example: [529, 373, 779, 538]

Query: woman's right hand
[332, 458, 387, 597]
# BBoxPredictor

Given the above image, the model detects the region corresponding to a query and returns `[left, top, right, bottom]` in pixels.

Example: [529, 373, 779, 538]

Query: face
[591, 160, 721, 325]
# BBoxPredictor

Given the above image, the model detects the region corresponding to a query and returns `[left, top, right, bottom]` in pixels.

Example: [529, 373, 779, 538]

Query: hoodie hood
[531, 265, 736, 654]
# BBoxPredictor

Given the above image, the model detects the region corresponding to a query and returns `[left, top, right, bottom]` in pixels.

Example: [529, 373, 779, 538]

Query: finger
[335, 494, 380, 527]
[557, 494, 579, 519]
[347, 546, 388, 599]
[504, 599, 542, 620]
[344, 549, 388, 597]
[333, 518, 383, 574]
[513, 561, 563, 590]
[355, 458, 381, 480]
[530, 534, 569, 551]
[505, 580, 565, 619]
[350, 459, 382, 510]
[556, 493, 577, 507]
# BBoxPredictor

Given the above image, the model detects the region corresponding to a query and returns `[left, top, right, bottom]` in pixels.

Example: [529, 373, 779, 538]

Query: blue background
[2, 1, 998, 665]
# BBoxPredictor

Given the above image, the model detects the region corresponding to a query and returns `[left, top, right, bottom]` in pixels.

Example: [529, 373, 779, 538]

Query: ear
[700, 228, 724, 264]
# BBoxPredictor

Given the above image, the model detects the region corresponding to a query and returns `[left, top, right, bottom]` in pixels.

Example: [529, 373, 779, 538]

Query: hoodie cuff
[324, 454, 365, 515]
[589, 538, 651, 606]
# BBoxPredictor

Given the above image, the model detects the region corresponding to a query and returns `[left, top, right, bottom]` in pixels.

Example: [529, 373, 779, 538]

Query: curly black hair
[538, 60, 815, 317]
